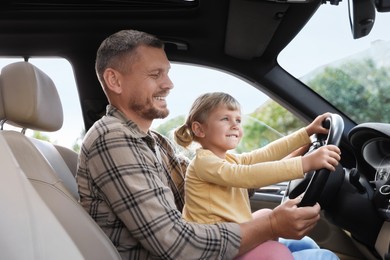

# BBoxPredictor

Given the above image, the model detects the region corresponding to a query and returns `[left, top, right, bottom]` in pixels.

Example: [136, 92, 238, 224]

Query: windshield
[279, 1, 390, 124]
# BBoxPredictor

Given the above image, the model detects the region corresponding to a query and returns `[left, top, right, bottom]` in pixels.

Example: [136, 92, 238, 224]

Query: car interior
[1, 0, 390, 259]
[0, 61, 121, 259]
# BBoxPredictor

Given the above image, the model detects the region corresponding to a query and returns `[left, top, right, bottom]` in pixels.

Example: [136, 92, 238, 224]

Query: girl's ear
[192, 121, 205, 138]
[103, 68, 122, 94]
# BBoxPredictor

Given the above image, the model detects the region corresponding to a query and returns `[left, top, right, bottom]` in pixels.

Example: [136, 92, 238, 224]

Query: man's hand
[238, 197, 321, 255]
[269, 197, 321, 239]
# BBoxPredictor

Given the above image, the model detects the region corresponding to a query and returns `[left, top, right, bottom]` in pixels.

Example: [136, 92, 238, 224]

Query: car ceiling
[0, 0, 324, 129]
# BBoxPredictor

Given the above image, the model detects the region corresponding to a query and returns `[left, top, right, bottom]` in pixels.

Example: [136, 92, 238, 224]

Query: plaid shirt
[77, 105, 240, 260]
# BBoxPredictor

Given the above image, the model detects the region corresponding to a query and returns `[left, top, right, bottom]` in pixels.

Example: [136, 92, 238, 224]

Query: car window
[153, 63, 305, 158]
[278, 1, 390, 124]
[0, 59, 306, 155]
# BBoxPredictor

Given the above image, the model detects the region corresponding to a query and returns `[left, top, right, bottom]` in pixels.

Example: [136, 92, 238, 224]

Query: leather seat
[0, 61, 121, 260]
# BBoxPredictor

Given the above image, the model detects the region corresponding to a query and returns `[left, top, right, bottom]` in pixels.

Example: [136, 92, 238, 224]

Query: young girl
[174, 92, 341, 259]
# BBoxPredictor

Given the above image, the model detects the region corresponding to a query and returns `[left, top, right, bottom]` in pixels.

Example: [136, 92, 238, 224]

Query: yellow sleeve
[239, 127, 311, 164]
[194, 149, 304, 189]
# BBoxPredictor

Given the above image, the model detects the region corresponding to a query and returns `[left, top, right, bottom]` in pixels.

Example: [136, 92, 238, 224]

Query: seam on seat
[30, 137, 79, 200]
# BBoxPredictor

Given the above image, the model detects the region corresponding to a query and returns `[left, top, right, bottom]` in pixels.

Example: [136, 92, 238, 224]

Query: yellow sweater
[182, 128, 311, 224]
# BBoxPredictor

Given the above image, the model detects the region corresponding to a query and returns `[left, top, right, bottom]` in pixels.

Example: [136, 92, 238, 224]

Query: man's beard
[130, 98, 169, 120]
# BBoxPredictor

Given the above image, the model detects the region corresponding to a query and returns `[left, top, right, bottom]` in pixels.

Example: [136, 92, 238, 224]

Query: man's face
[120, 46, 174, 122]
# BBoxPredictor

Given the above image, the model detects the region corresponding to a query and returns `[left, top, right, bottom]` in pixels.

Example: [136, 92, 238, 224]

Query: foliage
[72, 129, 85, 153]
[305, 58, 390, 124]
[154, 115, 185, 138]
[32, 131, 52, 142]
[235, 100, 304, 153]
[154, 115, 196, 159]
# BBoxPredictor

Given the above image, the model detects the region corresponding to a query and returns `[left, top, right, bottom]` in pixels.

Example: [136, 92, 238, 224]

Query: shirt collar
[105, 104, 150, 139]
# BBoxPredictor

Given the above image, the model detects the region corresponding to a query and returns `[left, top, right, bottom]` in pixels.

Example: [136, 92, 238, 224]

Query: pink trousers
[235, 209, 294, 260]
[235, 240, 294, 260]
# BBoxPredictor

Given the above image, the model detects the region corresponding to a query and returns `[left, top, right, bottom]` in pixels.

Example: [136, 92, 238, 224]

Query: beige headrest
[0, 62, 63, 132]
[0, 80, 4, 120]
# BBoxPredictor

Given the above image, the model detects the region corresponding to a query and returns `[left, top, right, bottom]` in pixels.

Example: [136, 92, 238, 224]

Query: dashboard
[319, 122, 390, 251]
[362, 138, 390, 220]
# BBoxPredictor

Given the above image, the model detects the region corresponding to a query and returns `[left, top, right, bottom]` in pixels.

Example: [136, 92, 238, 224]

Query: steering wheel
[285, 113, 344, 207]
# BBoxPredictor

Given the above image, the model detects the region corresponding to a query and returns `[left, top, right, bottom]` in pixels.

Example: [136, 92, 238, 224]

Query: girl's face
[194, 104, 243, 158]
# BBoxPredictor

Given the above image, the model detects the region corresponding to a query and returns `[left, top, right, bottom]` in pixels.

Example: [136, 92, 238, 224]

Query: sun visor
[225, 0, 288, 60]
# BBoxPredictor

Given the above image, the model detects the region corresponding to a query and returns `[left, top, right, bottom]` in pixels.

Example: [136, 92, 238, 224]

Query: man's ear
[103, 68, 122, 94]
[192, 121, 205, 138]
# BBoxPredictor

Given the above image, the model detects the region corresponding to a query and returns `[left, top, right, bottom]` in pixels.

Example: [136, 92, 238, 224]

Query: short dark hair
[95, 29, 164, 86]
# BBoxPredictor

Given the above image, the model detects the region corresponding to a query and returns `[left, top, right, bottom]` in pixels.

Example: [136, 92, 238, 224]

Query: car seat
[0, 135, 86, 259]
[0, 61, 121, 260]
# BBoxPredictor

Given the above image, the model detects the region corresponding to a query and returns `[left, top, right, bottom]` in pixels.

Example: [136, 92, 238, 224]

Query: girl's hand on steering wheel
[305, 113, 332, 136]
[301, 145, 341, 173]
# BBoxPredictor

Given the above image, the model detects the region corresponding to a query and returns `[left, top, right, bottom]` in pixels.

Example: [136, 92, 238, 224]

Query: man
[77, 29, 338, 259]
